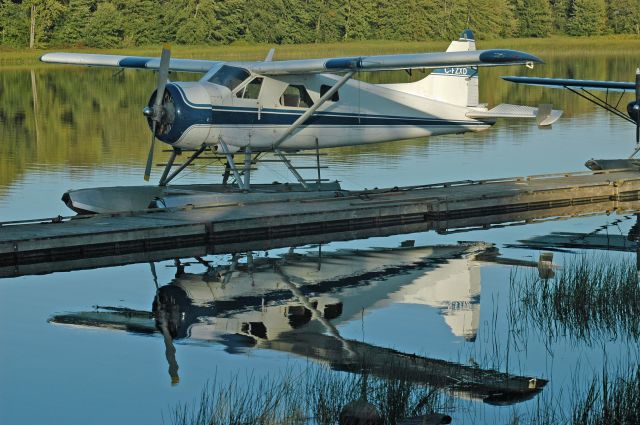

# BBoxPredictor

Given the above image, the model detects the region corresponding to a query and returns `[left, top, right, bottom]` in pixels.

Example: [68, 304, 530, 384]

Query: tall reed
[511, 255, 640, 344]
[167, 366, 450, 425]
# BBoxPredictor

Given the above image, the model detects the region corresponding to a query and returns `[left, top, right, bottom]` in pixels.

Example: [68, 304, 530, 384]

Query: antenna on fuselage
[265, 48, 275, 62]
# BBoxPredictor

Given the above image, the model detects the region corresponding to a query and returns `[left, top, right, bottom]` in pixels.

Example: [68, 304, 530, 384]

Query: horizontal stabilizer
[502, 76, 634, 92]
[466, 103, 563, 126]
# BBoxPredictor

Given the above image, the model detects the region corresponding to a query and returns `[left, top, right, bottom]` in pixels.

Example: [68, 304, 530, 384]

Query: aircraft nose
[145, 84, 177, 139]
[145, 83, 213, 145]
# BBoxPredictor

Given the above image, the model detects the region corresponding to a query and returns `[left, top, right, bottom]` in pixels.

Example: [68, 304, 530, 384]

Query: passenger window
[280, 85, 314, 108]
[320, 84, 339, 101]
[208, 65, 250, 91]
[236, 77, 263, 99]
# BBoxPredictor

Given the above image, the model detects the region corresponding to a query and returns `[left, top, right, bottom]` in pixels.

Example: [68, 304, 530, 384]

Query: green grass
[1, 35, 637, 69]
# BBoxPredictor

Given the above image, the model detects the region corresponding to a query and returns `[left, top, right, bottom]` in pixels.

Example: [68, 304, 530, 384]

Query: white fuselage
[159, 69, 493, 152]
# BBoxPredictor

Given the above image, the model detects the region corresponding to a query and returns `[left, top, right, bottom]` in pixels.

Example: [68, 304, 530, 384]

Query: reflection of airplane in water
[50, 242, 547, 404]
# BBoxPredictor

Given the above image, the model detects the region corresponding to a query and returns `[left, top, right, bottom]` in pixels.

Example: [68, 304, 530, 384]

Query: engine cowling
[144, 82, 214, 145]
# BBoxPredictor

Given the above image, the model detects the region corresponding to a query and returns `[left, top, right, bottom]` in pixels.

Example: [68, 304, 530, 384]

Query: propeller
[143, 45, 171, 181]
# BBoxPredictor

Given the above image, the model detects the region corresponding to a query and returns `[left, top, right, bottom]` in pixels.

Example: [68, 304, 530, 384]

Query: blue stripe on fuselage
[171, 84, 487, 128]
[211, 109, 486, 127]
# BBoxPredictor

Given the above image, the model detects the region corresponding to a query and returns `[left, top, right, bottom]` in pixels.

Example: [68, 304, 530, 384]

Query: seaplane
[503, 68, 640, 170]
[41, 30, 561, 213]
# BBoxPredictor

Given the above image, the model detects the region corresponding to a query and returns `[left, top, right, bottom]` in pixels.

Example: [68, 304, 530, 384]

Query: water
[1, 49, 639, 424]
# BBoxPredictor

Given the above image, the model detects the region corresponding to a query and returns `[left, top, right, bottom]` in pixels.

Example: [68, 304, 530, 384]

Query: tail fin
[389, 29, 479, 107]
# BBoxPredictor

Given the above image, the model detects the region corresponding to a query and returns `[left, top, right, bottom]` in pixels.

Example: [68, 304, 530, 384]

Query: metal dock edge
[2, 168, 640, 274]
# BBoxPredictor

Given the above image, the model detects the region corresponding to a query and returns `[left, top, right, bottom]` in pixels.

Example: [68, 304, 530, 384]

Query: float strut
[161, 144, 207, 186]
[158, 149, 178, 186]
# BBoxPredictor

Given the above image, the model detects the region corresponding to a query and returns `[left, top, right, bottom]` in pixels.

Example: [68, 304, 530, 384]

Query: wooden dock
[2, 168, 640, 277]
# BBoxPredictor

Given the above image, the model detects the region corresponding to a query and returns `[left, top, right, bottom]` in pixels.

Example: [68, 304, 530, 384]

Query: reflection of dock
[262, 332, 544, 405]
[3, 168, 640, 276]
[513, 232, 637, 252]
[49, 243, 546, 405]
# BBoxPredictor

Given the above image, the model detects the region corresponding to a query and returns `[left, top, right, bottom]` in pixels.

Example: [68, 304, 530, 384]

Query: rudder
[388, 29, 479, 107]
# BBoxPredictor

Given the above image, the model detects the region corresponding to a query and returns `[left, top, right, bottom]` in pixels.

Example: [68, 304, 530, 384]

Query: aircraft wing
[39, 53, 222, 73]
[502, 76, 635, 92]
[40, 49, 542, 75]
[243, 49, 542, 75]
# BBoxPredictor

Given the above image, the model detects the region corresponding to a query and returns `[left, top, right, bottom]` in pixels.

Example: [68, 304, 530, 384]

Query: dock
[2, 168, 640, 277]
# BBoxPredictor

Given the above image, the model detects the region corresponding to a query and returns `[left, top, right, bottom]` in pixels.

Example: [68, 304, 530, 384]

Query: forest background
[0, 0, 638, 49]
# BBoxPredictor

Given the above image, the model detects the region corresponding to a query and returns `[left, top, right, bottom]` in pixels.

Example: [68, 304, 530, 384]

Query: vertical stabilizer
[383, 29, 479, 107]
[425, 29, 478, 107]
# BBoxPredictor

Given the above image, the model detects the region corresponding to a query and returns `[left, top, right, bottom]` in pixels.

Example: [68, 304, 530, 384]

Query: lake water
[1, 48, 639, 424]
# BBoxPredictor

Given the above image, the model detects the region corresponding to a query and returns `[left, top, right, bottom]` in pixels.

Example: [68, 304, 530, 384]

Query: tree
[514, 0, 553, 37]
[343, 0, 376, 40]
[29, 0, 67, 47]
[0, 1, 30, 47]
[468, 0, 517, 39]
[85, 2, 123, 47]
[116, 0, 163, 46]
[566, 0, 607, 35]
[53, 0, 95, 46]
[607, 0, 640, 34]
[213, 0, 247, 43]
[309, 0, 345, 42]
[243, 0, 288, 43]
[171, 0, 219, 44]
[549, 0, 570, 33]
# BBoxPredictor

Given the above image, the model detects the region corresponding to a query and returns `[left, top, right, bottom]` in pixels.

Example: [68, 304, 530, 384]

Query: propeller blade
[635, 68, 639, 145]
[144, 46, 170, 181]
[144, 121, 157, 181]
[154, 45, 171, 110]
[636, 67, 640, 103]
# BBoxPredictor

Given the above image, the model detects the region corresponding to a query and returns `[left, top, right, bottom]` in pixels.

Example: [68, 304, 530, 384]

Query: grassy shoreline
[1, 35, 637, 69]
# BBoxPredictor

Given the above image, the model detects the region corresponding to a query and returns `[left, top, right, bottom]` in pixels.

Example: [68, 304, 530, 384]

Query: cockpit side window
[235, 77, 264, 99]
[320, 84, 339, 102]
[280, 85, 314, 108]
[208, 65, 251, 91]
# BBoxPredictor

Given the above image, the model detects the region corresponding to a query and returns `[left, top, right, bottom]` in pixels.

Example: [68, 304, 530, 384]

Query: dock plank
[2, 169, 640, 273]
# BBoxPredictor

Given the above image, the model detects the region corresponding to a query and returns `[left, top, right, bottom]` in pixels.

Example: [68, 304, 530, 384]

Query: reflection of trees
[0, 68, 197, 188]
[0, 51, 635, 188]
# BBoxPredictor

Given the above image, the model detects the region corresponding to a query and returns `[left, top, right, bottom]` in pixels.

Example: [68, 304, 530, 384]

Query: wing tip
[479, 50, 543, 65]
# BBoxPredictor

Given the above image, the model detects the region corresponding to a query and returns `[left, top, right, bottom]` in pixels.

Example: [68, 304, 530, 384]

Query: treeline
[0, 0, 638, 48]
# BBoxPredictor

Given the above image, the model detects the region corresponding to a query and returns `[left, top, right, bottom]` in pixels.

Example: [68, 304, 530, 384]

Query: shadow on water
[50, 242, 548, 423]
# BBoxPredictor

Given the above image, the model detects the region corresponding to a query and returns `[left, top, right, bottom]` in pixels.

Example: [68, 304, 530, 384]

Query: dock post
[243, 146, 252, 190]
[315, 137, 321, 186]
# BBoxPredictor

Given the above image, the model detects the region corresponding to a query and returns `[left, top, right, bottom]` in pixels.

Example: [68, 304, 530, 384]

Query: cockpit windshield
[207, 65, 251, 91]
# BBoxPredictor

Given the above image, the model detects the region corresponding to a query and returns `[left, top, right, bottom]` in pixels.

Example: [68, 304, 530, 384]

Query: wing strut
[566, 86, 636, 124]
[272, 70, 355, 150]
[270, 71, 355, 189]
[218, 139, 246, 190]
